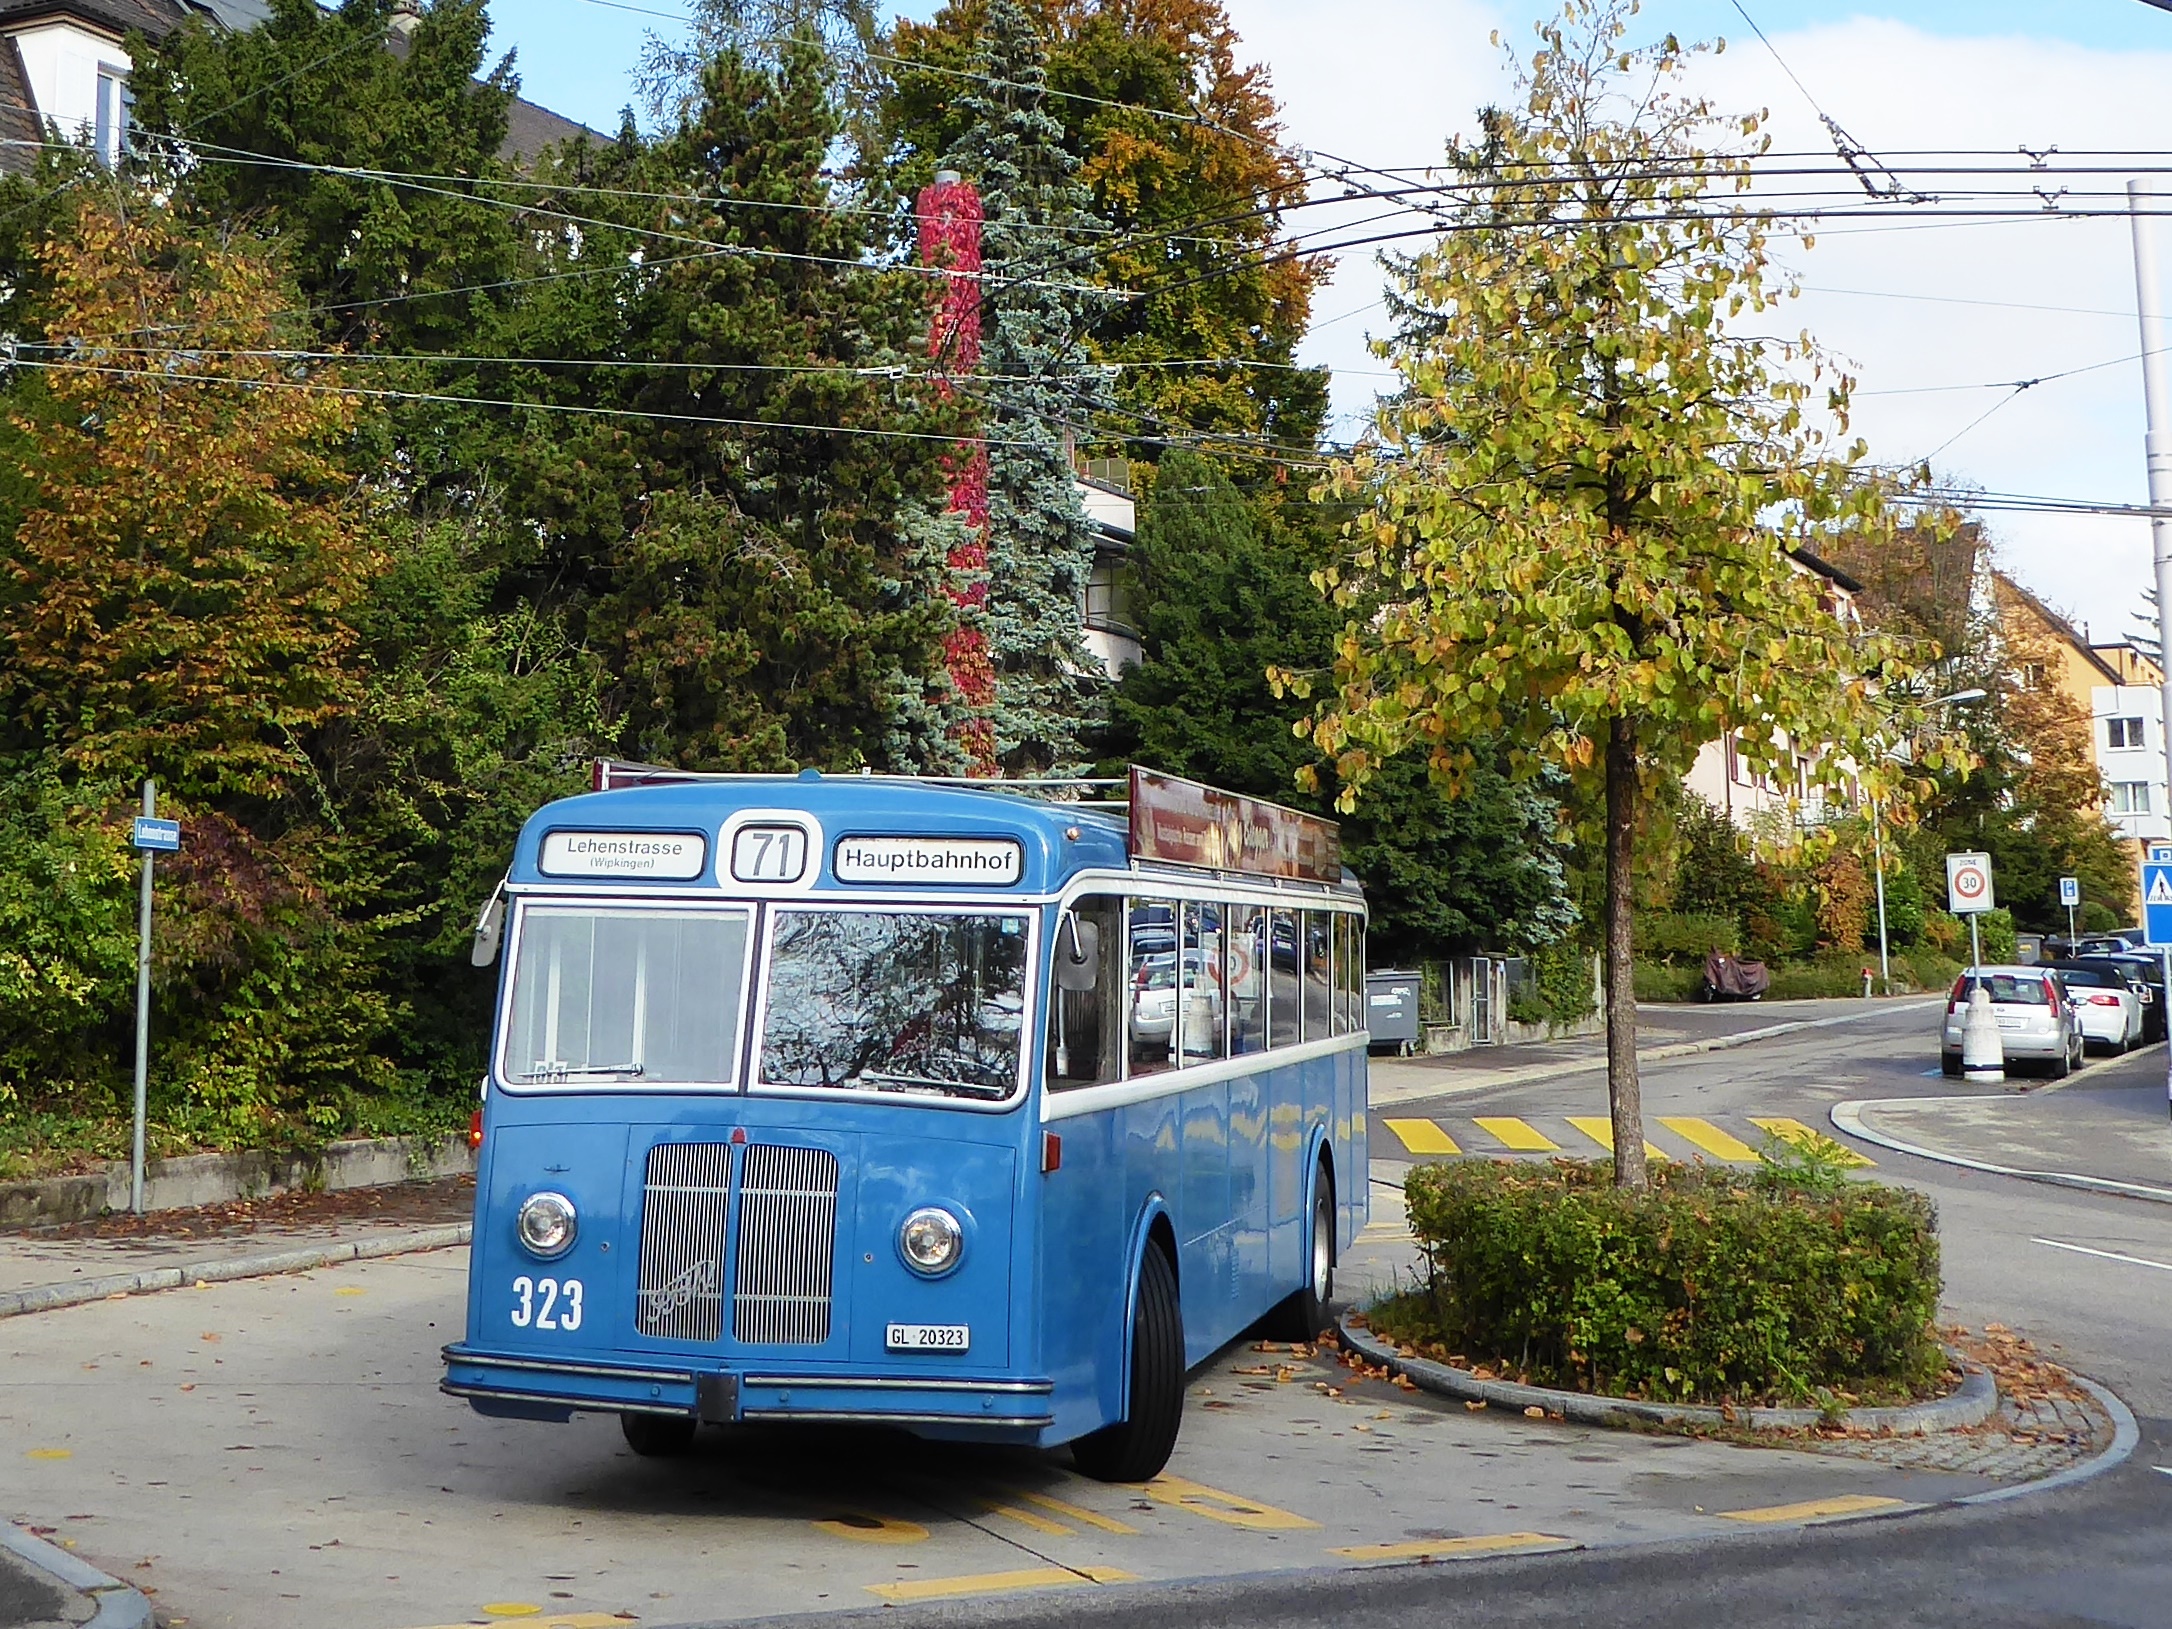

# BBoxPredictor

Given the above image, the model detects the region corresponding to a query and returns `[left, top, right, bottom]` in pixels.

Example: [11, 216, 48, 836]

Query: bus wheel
[1268, 1171, 1335, 1340]
[620, 1412, 697, 1458]
[1072, 1245, 1184, 1483]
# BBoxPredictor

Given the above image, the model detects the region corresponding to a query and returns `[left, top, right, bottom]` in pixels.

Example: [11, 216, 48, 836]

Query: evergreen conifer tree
[945, 0, 1114, 775]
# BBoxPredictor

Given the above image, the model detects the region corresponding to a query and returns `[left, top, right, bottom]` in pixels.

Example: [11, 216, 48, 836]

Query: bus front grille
[636, 1142, 733, 1342]
[733, 1144, 838, 1345]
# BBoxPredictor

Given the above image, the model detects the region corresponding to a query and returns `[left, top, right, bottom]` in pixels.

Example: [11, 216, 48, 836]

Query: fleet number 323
[510, 1275, 584, 1332]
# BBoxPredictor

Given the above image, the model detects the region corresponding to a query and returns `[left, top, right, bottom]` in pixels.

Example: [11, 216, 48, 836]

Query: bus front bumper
[440, 1344, 1056, 1434]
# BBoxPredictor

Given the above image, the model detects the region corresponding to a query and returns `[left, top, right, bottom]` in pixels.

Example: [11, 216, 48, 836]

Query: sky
[487, 0, 2172, 642]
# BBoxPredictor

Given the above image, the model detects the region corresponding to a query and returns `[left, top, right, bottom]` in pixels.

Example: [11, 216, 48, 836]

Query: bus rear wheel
[1267, 1172, 1335, 1341]
[620, 1412, 697, 1458]
[1072, 1244, 1184, 1483]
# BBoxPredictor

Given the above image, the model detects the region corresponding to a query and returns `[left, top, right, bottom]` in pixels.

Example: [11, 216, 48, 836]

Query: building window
[93, 69, 129, 166]
[2108, 716, 2148, 750]
[1083, 552, 1133, 636]
[2111, 782, 2152, 816]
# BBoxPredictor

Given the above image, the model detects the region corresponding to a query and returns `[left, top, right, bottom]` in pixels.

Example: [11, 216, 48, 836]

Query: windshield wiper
[513, 1062, 646, 1081]
[854, 1069, 972, 1094]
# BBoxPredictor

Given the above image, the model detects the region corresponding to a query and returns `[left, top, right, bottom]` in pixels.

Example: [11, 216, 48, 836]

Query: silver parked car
[1940, 966, 2084, 1078]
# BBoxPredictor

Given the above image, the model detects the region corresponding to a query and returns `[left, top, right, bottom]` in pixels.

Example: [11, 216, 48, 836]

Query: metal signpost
[1946, 851, 1995, 968]
[129, 783, 180, 1215]
[2060, 875, 2081, 944]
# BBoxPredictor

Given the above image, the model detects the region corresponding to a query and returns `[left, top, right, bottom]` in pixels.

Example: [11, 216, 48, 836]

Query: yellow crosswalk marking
[1141, 1474, 1321, 1530]
[864, 1566, 1136, 1603]
[1720, 1494, 1906, 1524]
[1331, 1532, 1578, 1562]
[812, 1510, 929, 1544]
[1659, 1116, 1760, 1162]
[1383, 1118, 1460, 1155]
[1750, 1117, 1874, 1167]
[980, 1498, 1072, 1536]
[1473, 1116, 1559, 1152]
[1566, 1116, 1666, 1160]
[1011, 1488, 1141, 1535]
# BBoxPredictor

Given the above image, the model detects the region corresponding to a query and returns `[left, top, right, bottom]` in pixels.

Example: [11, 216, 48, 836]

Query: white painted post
[130, 779, 154, 1215]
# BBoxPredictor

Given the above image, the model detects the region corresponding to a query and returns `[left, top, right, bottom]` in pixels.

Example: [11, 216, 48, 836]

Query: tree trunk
[1604, 714, 1648, 1190]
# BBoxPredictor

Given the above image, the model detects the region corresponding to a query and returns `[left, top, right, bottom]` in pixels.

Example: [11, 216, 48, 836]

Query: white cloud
[1231, 3, 2172, 639]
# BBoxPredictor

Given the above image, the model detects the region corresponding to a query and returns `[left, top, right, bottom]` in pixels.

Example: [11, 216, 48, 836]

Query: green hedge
[1633, 961, 1703, 1002]
[1388, 1159, 1944, 1405]
[1635, 911, 1739, 963]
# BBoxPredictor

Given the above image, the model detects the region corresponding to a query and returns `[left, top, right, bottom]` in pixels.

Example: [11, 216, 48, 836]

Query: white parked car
[1940, 966, 2084, 1078]
[2044, 962, 2144, 1054]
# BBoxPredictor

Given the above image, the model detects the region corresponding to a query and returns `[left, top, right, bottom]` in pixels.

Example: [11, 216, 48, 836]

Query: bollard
[1961, 985, 2004, 1082]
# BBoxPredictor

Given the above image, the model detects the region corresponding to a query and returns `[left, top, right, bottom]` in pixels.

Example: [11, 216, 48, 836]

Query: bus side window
[1181, 901, 1227, 1063]
[1268, 908, 1300, 1049]
[1227, 902, 1266, 1055]
[1048, 896, 1124, 1090]
[1332, 914, 1351, 1037]
[1302, 910, 1334, 1041]
[1129, 897, 1179, 1076]
[1352, 920, 1367, 1036]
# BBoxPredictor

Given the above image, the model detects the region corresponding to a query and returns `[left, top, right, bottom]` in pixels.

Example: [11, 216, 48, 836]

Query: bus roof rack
[591, 759, 1127, 797]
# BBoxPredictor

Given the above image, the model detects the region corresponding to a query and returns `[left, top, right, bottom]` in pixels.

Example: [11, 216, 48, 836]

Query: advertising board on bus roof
[1127, 766, 1340, 884]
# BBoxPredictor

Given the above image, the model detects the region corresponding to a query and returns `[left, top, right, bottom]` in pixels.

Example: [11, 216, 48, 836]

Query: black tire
[2048, 1037, 2073, 1080]
[1940, 1053, 1963, 1078]
[620, 1412, 697, 1458]
[1267, 1169, 1336, 1341]
[1072, 1244, 1184, 1483]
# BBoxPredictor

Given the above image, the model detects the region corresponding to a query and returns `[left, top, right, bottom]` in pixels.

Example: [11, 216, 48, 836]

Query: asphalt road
[7, 1002, 2171, 1629]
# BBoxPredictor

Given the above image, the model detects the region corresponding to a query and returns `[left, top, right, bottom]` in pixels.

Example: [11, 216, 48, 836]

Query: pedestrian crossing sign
[2146, 863, 2172, 948]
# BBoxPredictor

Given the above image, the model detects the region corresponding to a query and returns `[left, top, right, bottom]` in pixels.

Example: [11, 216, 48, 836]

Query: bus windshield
[760, 909, 1029, 1100]
[503, 907, 752, 1086]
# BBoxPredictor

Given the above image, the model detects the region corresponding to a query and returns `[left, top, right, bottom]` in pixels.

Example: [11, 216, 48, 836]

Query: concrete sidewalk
[0, 1175, 474, 1306]
[1373, 996, 1939, 1106]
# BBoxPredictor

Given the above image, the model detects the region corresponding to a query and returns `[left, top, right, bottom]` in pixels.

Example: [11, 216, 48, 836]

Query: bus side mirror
[471, 877, 508, 968]
[1054, 915, 1100, 992]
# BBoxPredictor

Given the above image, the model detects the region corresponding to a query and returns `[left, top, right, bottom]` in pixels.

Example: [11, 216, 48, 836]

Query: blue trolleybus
[443, 764, 1368, 1481]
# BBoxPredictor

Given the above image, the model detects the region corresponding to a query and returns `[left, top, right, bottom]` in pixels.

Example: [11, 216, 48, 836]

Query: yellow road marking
[1013, 1489, 1141, 1535]
[1750, 1117, 1874, 1167]
[863, 1566, 1135, 1603]
[812, 1510, 930, 1544]
[1720, 1494, 1906, 1524]
[1474, 1117, 1559, 1152]
[1383, 1118, 1460, 1155]
[335, 1287, 367, 1297]
[1141, 1474, 1320, 1531]
[979, 1499, 1072, 1536]
[1659, 1117, 1761, 1161]
[25, 1448, 72, 1460]
[479, 1606, 541, 1619]
[1566, 1117, 1666, 1161]
[403, 1617, 629, 1629]
[1331, 1532, 1578, 1561]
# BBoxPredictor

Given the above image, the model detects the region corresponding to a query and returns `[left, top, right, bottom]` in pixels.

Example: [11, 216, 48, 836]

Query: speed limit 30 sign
[1946, 851, 1995, 915]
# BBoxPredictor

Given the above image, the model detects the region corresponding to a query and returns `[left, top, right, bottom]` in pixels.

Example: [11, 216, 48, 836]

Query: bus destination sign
[1128, 766, 1341, 884]
[539, 829, 707, 880]
[834, 835, 1025, 886]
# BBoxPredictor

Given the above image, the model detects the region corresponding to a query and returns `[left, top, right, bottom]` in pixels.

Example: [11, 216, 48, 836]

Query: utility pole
[2128, 180, 2172, 1038]
[131, 780, 156, 1215]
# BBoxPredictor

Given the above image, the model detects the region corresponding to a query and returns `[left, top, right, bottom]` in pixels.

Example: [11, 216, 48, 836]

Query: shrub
[1635, 911, 1738, 963]
[1976, 907, 2017, 964]
[1633, 960, 1702, 1002]
[1893, 948, 1961, 995]
[2081, 901, 2121, 934]
[1510, 938, 1597, 1028]
[1390, 1159, 1944, 1405]
[1764, 954, 1876, 1000]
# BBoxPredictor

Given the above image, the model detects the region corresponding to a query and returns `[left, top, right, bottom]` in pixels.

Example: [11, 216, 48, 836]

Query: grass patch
[1389, 1155, 1946, 1408]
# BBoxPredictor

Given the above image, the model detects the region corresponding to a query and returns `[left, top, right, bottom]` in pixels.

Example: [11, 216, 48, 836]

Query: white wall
[2093, 684, 2171, 843]
[10, 22, 129, 163]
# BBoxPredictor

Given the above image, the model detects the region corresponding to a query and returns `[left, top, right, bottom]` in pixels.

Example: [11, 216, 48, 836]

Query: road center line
[2032, 1238, 2172, 1274]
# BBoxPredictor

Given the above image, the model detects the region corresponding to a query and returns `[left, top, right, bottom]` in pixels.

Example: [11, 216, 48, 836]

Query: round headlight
[516, 1191, 577, 1259]
[899, 1206, 963, 1276]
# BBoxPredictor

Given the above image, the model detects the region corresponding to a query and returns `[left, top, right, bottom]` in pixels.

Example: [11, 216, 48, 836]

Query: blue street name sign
[2146, 862, 2172, 949]
[131, 816, 180, 853]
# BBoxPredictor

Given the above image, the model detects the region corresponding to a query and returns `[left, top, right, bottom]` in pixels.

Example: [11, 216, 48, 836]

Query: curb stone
[2, 1523, 151, 1629]
[1830, 1099, 2172, 1205]
[0, 1223, 473, 1320]
[1338, 1313, 1998, 1434]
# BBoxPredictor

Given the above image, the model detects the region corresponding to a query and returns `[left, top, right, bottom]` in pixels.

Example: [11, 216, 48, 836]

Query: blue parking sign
[2147, 863, 2172, 948]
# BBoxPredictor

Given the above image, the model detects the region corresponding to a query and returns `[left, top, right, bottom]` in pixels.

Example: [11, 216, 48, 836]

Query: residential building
[0, 0, 588, 174]
[1076, 458, 1139, 677]
[1683, 546, 1863, 828]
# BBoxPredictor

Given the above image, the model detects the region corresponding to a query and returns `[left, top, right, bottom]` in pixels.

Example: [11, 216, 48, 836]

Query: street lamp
[1870, 688, 1987, 991]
